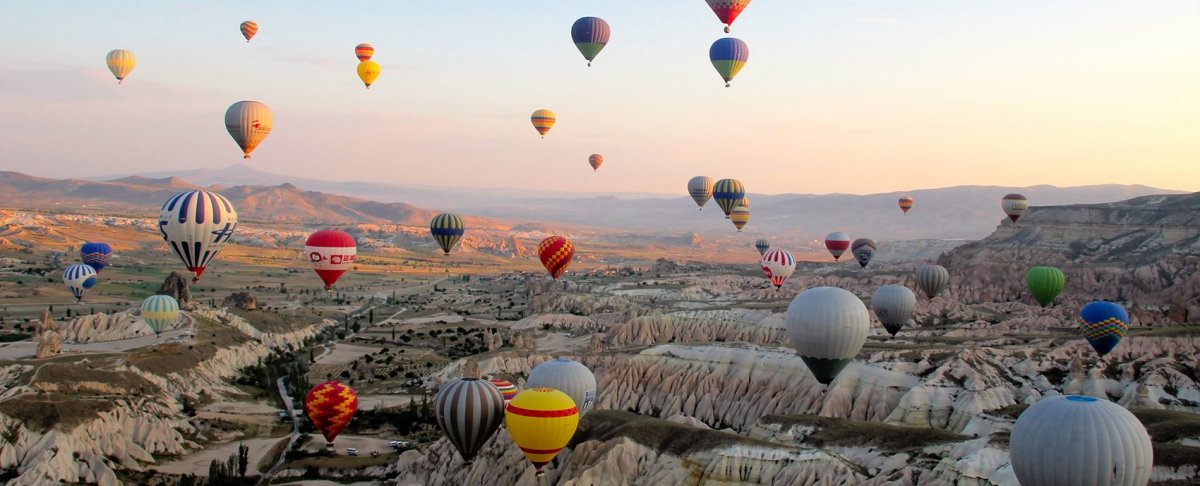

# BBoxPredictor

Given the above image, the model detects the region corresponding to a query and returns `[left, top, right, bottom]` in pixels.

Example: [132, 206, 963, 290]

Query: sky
[0, 1, 1197, 195]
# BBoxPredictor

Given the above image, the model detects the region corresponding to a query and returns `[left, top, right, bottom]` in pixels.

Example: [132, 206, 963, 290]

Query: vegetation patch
[1131, 408, 1200, 444]
[1150, 443, 1200, 469]
[30, 363, 158, 395]
[0, 394, 117, 431]
[228, 307, 327, 334]
[570, 410, 781, 456]
[760, 414, 969, 451]
[126, 317, 252, 376]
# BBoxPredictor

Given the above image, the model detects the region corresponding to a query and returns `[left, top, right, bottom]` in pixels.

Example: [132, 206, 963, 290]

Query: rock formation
[222, 291, 258, 310]
[156, 272, 192, 309]
[34, 309, 60, 359]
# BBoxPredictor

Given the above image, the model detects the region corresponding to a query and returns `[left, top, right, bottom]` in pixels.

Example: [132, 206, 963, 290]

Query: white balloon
[62, 264, 97, 302]
[526, 358, 597, 414]
[871, 284, 916, 336]
[916, 264, 950, 299]
[785, 287, 869, 385]
[1010, 395, 1153, 486]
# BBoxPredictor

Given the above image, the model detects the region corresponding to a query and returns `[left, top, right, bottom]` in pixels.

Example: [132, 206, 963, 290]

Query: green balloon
[1025, 266, 1065, 307]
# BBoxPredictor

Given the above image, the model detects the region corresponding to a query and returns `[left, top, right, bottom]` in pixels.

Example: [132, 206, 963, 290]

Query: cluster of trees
[203, 443, 251, 485]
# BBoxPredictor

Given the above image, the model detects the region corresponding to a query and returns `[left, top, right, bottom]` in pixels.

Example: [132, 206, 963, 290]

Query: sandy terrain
[297, 434, 396, 455]
[0, 317, 195, 361]
[313, 343, 381, 365]
[356, 394, 422, 411]
[154, 436, 285, 476]
[198, 400, 283, 425]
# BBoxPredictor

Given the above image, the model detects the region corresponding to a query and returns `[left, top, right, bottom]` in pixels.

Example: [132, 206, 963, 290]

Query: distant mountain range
[7, 166, 1190, 240]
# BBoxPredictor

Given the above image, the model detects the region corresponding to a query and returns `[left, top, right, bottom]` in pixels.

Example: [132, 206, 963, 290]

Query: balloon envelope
[430, 213, 466, 255]
[712, 179, 745, 218]
[158, 190, 238, 282]
[357, 60, 381, 88]
[730, 205, 750, 231]
[489, 378, 519, 405]
[306, 230, 356, 290]
[760, 249, 795, 289]
[571, 17, 610, 66]
[141, 295, 180, 335]
[505, 388, 579, 472]
[1002, 193, 1029, 223]
[851, 238, 876, 268]
[526, 358, 597, 415]
[898, 196, 913, 214]
[785, 287, 869, 384]
[305, 381, 358, 444]
[709, 37, 749, 86]
[871, 285, 915, 336]
[434, 378, 505, 463]
[538, 236, 574, 279]
[240, 21, 258, 42]
[81, 242, 112, 272]
[588, 154, 604, 172]
[705, 0, 751, 32]
[824, 232, 850, 260]
[1078, 301, 1129, 356]
[1026, 266, 1065, 307]
[688, 176, 715, 209]
[105, 49, 136, 83]
[63, 264, 97, 302]
[916, 264, 950, 299]
[531, 109, 556, 137]
[355, 43, 374, 61]
[225, 101, 273, 159]
[754, 238, 770, 256]
[1010, 395, 1152, 486]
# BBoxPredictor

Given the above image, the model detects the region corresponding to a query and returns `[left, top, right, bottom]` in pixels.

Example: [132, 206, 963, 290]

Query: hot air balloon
[63, 264, 97, 303]
[785, 287, 869, 385]
[571, 17, 610, 67]
[158, 190, 238, 282]
[871, 285, 915, 336]
[538, 236, 574, 279]
[739, 196, 750, 209]
[526, 358, 597, 415]
[705, 0, 751, 33]
[531, 109, 556, 138]
[489, 378, 519, 405]
[1010, 396, 1152, 486]
[1026, 266, 1065, 307]
[141, 295, 180, 335]
[80, 242, 112, 273]
[851, 238, 876, 268]
[588, 154, 604, 172]
[305, 230, 357, 290]
[688, 176, 715, 210]
[754, 238, 770, 256]
[1079, 301, 1129, 356]
[430, 213, 465, 255]
[824, 232, 850, 261]
[355, 43, 374, 61]
[709, 38, 749, 87]
[357, 60, 381, 89]
[105, 49, 136, 84]
[916, 264, 949, 299]
[760, 249, 795, 289]
[712, 179, 745, 218]
[898, 196, 913, 215]
[730, 206, 750, 231]
[240, 21, 258, 42]
[225, 101, 273, 159]
[505, 388, 579, 476]
[434, 378, 505, 464]
[305, 381, 358, 446]
[1002, 193, 1029, 223]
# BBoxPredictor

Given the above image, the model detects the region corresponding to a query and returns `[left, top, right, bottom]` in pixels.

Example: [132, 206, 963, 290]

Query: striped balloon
[1078, 301, 1129, 356]
[355, 43, 374, 61]
[588, 154, 603, 172]
[304, 381, 358, 445]
[824, 231, 850, 261]
[916, 264, 950, 299]
[62, 264, 97, 302]
[1002, 193, 1029, 223]
[430, 213, 465, 255]
[898, 196, 914, 214]
[851, 238, 876, 268]
[505, 388, 579, 475]
[526, 358, 597, 415]
[434, 378, 506, 463]
[706, 0, 752, 33]
[712, 178, 745, 218]
[225, 101, 273, 159]
[80, 242, 112, 272]
[687, 176, 714, 210]
[739, 196, 750, 209]
[489, 378, 519, 405]
[760, 249, 795, 289]
[537, 236, 574, 280]
[570, 17, 610, 66]
[709, 38, 749, 87]
[240, 21, 258, 42]
[754, 238, 769, 256]
[730, 205, 750, 231]
[141, 295, 180, 335]
[105, 49, 136, 84]
[158, 190, 238, 282]
[531, 109, 556, 138]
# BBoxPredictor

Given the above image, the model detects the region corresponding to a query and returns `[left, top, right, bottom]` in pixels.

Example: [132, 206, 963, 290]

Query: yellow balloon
[357, 60, 380, 89]
[505, 387, 578, 475]
[106, 49, 136, 84]
[531, 109, 556, 138]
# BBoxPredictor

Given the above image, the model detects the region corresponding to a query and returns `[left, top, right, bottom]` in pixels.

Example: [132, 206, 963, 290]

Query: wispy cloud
[855, 16, 905, 26]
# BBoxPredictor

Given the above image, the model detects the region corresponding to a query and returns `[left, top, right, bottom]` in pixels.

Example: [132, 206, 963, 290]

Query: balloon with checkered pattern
[304, 381, 358, 446]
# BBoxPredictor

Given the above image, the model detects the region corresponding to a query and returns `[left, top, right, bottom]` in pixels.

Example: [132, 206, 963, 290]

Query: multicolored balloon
[305, 381, 358, 445]
[872, 285, 915, 336]
[760, 249, 795, 289]
[570, 17, 610, 67]
[1002, 193, 1029, 223]
[687, 176, 715, 210]
[225, 101, 273, 159]
[588, 154, 603, 172]
[505, 388, 579, 476]
[898, 196, 913, 215]
[1010, 396, 1152, 486]
[709, 37, 749, 87]
[916, 264, 950, 299]
[730, 205, 750, 231]
[754, 238, 769, 256]
[705, 0, 752, 33]
[1026, 266, 1065, 307]
[786, 287, 870, 385]
[357, 60, 381, 89]
[105, 49, 136, 84]
[526, 358, 597, 415]
[62, 264, 97, 303]
[240, 21, 258, 42]
[712, 178, 745, 218]
[824, 232, 850, 261]
[305, 230, 357, 290]
[538, 236, 574, 279]
[489, 378, 519, 405]
[430, 213, 466, 255]
[434, 378, 505, 463]
[851, 238, 876, 268]
[355, 43, 374, 61]
[80, 242, 112, 273]
[158, 190, 238, 282]
[739, 196, 750, 209]
[141, 295, 180, 335]
[1078, 301, 1129, 356]
[531, 109, 556, 138]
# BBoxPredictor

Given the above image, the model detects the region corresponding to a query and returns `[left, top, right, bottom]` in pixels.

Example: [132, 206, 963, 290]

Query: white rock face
[55, 310, 155, 344]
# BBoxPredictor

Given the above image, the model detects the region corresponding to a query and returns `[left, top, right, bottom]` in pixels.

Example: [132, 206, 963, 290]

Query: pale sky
[0, 1, 1197, 195]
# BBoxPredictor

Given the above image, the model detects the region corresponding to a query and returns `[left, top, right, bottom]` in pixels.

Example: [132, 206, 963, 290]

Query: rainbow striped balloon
[709, 38, 749, 87]
[489, 378, 519, 404]
[430, 213, 465, 255]
[538, 236, 574, 280]
[355, 43, 374, 61]
[730, 205, 750, 231]
[531, 109, 556, 138]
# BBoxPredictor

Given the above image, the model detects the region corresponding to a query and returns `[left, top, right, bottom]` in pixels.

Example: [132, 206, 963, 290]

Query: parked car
[346, 448, 358, 456]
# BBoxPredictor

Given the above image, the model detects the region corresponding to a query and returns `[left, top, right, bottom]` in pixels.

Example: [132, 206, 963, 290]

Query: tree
[237, 443, 249, 477]
[352, 321, 361, 333]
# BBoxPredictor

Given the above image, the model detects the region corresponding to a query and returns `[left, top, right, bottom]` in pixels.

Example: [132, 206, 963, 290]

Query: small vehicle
[346, 448, 358, 456]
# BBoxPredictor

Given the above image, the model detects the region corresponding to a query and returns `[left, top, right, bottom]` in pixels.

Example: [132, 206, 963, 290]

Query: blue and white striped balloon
[158, 190, 238, 282]
[62, 264, 97, 302]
